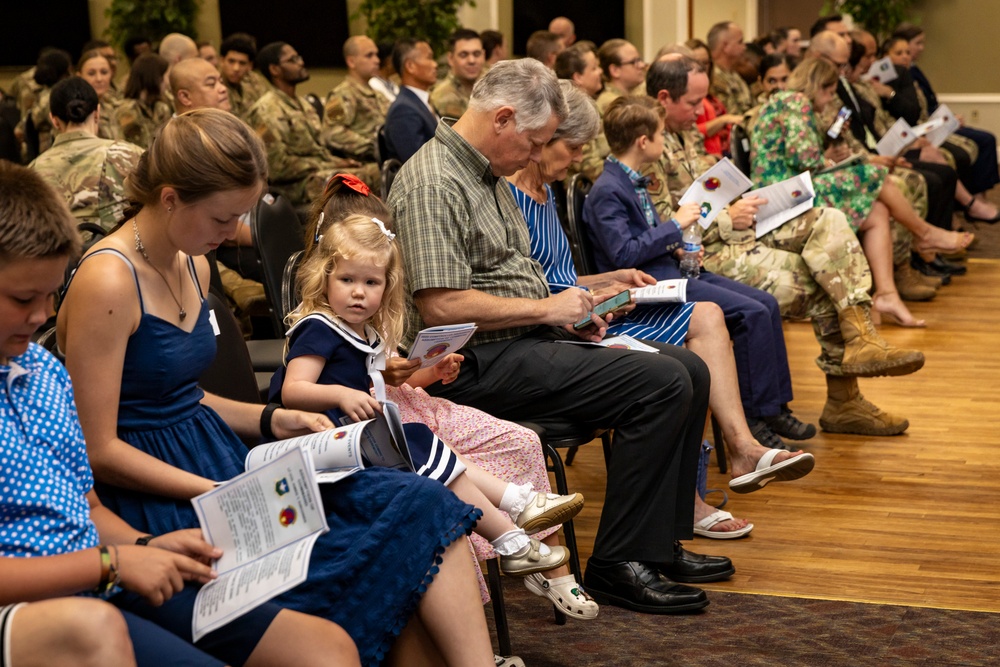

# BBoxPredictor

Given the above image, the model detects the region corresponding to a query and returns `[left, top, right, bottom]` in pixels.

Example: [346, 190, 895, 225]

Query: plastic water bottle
[679, 224, 702, 279]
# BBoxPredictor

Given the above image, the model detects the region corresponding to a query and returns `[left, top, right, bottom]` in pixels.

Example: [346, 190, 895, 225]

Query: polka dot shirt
[0, 344, 99, 558]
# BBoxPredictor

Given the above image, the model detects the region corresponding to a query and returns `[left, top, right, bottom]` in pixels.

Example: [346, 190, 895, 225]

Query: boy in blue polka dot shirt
[0, 162, 359, 667]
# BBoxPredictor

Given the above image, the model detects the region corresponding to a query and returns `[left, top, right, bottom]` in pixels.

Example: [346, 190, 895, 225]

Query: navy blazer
[384, 87, 438, 162]
[582, 161, 683, 280]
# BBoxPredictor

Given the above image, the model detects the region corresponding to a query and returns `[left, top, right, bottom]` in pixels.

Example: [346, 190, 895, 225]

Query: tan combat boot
[894, 262, 936, 302]
[839, 305, 925, 376]
[820, 376, 909, 435]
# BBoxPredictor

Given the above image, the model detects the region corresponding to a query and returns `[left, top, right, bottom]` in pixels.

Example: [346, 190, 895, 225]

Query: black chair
[200, 291, 270, 410]
[380, 158, 402, 199]
[730, 123, 752, 177]
[280, 250, 305, 320]
[305, 93, 325, 120]
[565, 174, 598, 276]
[249, 195, 306, 335]
[376, 125, 390, 165]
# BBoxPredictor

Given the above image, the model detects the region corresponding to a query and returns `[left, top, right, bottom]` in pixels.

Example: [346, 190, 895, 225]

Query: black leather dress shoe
[928, 255, 967, 276]
[584, 558, 709, 614]
[911, 253, 952, 284]
[656, 542, 735, 583]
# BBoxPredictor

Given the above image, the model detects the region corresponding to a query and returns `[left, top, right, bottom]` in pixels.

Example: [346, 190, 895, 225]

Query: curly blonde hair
[290, 213, 406, 352]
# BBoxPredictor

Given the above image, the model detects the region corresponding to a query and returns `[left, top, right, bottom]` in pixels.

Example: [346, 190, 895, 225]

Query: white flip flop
[693, 510, 753, 539]
[729, 449, 815, 494]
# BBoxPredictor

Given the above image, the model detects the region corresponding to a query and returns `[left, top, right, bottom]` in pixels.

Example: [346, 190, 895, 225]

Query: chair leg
[544, 443, 582, 582]
[711, 414, 727, 474]
[486, 558, 512, 657]
[564, 445, 579, 466]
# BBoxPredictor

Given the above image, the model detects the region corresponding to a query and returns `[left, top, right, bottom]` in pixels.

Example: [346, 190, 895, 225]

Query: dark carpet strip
[488, 581, 1000, 666]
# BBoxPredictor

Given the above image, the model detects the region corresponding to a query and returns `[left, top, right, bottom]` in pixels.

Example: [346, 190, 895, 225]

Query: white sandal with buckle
[524, 573, 599, 620]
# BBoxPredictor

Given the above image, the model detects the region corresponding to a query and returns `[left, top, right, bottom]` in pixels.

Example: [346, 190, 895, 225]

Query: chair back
[305, 93, 325, 120]
[250, 195, 306, 334]
[199, 291, 263, 406]
[381, 158, 402, 199]
[281, 250, 305, 322]
[377, 125, 390, 166]
[564, 174, 598, 276]
[730, 123, 752, 176]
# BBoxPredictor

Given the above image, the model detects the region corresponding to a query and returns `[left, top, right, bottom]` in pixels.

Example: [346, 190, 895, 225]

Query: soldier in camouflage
[644, 55, 924, 436]
[572, 39, 647, 183]
[707, 22, 754, 116]
[321, 35, 389, 162]
[28, 77, 142, 232]
[247, 42, 378, 206]
[429, 29, 485, 120]
[219, 33, 269, 120]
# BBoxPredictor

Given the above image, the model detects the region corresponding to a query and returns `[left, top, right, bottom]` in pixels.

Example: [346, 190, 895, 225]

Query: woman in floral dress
[750, 57, 972, 327]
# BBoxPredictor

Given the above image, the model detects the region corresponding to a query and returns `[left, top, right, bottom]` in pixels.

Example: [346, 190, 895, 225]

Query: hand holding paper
[742, 172, 815, 238]
[677, 157, 753, 229]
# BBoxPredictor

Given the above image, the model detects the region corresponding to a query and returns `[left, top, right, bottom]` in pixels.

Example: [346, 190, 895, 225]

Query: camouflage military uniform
[23, 87, 55, 154]
[28, 130, 143, 231]
[97, 93, 122, 141]
[570, 83, 631, 184]
[11, 67, 40, 119]
[710, 66, 753, 116]
[429, 72, 471, 120]
[644, 128, 874, 375]
[246, 88, 379, 206]
[224, 70, 270, 120]
[111, 98, 171, 149]
[321, 76, 389, 161]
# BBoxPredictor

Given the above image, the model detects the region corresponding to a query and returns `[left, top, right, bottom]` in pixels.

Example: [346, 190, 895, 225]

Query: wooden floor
[558, 258, 1000, 613]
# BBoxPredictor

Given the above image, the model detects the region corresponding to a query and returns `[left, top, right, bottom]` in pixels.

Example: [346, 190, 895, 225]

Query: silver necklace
[132, 218, 186, 322]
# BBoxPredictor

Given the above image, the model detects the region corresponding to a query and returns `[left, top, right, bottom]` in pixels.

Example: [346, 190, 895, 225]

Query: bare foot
[693, 495, 749, 534]
[915, 226, 974, 254]
[728, 439, 806, 479]
[873, 291, 926, 328]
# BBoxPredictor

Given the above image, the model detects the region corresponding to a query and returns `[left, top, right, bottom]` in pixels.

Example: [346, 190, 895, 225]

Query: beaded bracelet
[93, 545, 113, 594]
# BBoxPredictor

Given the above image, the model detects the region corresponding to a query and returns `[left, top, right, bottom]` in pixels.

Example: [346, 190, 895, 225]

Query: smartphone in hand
[573, 290, 632, 330]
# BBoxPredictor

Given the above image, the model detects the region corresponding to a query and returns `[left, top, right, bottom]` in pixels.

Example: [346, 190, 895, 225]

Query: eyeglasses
[620, 57, 645, 68]
[280, 54, 304, 65]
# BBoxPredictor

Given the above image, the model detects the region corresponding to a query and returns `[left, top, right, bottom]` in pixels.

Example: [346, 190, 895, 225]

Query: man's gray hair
[469, 58, 568, 132]
[552, 80, 600, 145]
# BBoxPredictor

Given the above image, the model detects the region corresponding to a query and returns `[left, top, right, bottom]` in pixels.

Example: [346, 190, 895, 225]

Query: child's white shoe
[524, 572, 599, 620]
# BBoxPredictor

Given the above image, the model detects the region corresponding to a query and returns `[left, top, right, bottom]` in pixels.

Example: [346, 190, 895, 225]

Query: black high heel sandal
[962, 197, 1000, 223]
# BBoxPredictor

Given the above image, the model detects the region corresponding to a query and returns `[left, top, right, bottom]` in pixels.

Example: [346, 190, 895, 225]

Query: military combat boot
[894, 261, 937, 302]
[839, 305, 924, 376]
[820, 376, 909, 436]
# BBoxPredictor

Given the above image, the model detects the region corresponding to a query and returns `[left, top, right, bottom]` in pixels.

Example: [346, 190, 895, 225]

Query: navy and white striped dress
[512, 183, 695, 347]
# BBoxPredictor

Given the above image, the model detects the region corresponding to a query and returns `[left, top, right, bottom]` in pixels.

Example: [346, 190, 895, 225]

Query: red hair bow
[331, 173, 371, 196]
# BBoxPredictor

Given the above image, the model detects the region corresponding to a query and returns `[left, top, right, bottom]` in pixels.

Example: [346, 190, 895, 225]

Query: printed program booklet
[190, 446, 328, 642]
[407, 323, 477, 368]
[555, 334, 660, 353]
[630, 279, 688, 304]
[876, 117, 946, 156]
[742, 171, 815, 238]
[677, 157, 753, 229]
[190, 403, 421, 640]
[922, 104, 961, 148]
[861, 56, 898, 84]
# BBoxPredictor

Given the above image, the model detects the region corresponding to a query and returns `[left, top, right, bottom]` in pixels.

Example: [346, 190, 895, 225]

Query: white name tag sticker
[208, 309, 221, 336]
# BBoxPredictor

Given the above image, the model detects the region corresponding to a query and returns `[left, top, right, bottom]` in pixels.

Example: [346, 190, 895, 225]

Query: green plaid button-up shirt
[389, 121, 551, 348]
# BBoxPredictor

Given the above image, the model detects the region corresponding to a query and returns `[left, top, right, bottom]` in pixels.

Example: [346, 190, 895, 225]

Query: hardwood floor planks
[556, 259, 1000, 613]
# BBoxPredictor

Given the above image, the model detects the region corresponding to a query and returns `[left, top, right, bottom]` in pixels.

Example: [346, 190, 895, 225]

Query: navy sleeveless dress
[74, 250, 480, 666]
